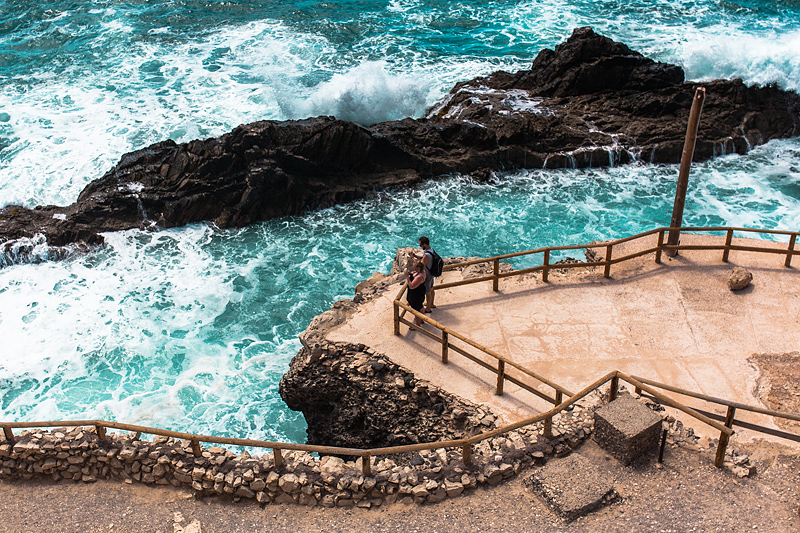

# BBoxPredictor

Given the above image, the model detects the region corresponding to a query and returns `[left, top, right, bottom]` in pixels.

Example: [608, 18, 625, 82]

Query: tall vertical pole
[666, 87, 706, 256]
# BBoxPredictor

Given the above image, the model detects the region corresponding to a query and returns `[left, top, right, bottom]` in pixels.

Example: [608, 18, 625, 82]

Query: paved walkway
[328, 233, 800, 442]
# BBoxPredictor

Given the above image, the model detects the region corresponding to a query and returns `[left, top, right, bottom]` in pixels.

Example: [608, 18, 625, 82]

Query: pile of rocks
[280, 340, 497, 449]
[0, 404, 601, 508]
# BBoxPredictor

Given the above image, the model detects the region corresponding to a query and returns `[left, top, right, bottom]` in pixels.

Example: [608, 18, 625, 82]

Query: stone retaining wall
[0, 401, 599, 508]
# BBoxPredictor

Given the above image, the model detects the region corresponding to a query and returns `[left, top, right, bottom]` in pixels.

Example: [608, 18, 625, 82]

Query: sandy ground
[1, 439, 799, 533]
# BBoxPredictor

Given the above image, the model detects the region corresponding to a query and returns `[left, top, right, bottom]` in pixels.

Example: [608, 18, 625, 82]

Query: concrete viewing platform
[328, 233, 800, 443]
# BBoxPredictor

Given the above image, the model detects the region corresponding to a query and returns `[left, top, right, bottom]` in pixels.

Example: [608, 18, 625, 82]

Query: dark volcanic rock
[2, 27, 799, 259]
[279, 341, 491, 449]
[497, 26, 685, 96]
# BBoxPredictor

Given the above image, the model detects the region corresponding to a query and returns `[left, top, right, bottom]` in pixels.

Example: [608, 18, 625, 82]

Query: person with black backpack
[412, 236, 443, 313]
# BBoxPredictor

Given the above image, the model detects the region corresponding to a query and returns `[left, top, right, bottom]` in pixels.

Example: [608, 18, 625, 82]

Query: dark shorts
[424, 272, 434, 293]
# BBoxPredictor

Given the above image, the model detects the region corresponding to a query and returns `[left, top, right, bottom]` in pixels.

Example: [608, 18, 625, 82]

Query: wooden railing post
[496, 360, 505, 395]
[362, 454, 372, 477]
[714, 406, 736, 468]
[554, 390, 562, 406]
[542, 249, 550, 282]
[191, 438, 202, 457]
[462, 444, 472, 465]
[722, 228, 733, 262]
[655, 229, 664, 264]
[2, 425, 14, 443]
[393, 301, 400, 335]
[441, 331, 449, 364]
[609, 375, 619, 402]
[492, 258, 499, 292]
[273, 448, 283, 468]
[95, 424, 106, 442]
[786, 235, 797, 268]
[544, 416, 553, 438]
[604, 244, 613, 278]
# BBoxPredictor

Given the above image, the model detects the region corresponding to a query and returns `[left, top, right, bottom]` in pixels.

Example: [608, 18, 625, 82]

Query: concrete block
[593, 397, 662, 464]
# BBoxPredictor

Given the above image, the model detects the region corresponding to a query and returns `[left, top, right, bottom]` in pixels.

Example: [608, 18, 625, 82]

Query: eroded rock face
[279, 341, 493, 449]
[3, 27, 799, 258]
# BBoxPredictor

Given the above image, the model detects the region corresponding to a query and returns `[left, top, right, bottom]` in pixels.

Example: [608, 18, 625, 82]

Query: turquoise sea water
[1, 1, 799, 443]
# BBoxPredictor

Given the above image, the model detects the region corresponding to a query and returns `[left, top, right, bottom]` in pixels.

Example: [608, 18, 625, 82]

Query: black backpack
[425, 249, 444, 277]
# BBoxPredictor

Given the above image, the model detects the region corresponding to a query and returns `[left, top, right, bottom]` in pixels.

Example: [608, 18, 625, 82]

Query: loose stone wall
[0, 402, 601, 508]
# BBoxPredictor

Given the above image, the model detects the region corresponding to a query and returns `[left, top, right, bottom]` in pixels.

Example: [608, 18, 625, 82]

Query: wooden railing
[393, 226, 798, 408]
[423, 226, 799, 295]
[391, 226, 799, 466]
[0, 371, 740, 475]
[3, 227, 797, 481]
[631, 375, 800, 465]
[392, 281, 572, 406]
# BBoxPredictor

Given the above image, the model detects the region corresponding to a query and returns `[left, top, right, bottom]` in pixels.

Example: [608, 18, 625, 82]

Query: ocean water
[1, 0, 799, 443]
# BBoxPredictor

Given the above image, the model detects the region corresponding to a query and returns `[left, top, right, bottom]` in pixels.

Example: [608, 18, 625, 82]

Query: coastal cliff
[2, 27, 800, 258]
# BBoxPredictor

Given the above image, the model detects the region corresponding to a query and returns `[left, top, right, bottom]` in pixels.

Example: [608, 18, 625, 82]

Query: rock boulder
[728, 267, 753, 291]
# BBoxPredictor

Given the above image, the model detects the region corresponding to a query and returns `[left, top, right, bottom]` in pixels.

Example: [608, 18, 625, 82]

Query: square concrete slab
[525, 453, 619, 522]
[594, 397, 662, 464]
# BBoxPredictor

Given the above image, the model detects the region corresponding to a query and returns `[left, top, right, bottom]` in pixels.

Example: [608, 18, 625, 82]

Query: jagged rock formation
[279, 342, 495, 449]
[2, 27, 799, 258]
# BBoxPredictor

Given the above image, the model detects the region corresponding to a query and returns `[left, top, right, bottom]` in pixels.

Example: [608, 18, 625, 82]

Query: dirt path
[2, 441, 798, 533]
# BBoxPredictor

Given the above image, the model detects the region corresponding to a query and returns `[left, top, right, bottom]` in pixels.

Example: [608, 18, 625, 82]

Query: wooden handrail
[395, 300, 573, 397]
[432, 226, 797, 295]
[4, 227, 798, 477]
[630, 375, 800, 423]
[389, 225, 799, 468]
[395, 226, 797, 413]
[1, 368, 789, 473]
[616, 373, 732, 436]
[0, 374, 609, 464]
[439, 226, 798, 274]
[0, 419, 368, 457]
[466, 371, 619, 444]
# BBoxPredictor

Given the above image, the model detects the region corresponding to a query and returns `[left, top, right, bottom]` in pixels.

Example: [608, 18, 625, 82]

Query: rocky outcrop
[3, 27, 799, 258]
[279, 341, 495, 449]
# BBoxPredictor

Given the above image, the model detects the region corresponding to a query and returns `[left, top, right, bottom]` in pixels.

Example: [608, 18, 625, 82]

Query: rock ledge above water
[3, 27, 799, 261]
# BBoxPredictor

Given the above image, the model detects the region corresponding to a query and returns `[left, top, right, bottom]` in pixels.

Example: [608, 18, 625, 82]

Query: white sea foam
[280, 61, 432, 125]
[0, 19, 336, 208]
[677, 28, 800, 92]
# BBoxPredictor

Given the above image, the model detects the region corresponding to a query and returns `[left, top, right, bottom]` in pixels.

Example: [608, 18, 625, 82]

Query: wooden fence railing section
[3, 227, 799, 474]
[392, 226, 800, 467]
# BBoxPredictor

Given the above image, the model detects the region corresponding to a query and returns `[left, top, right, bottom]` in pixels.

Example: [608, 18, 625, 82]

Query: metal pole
[666, 87, 706, 256]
